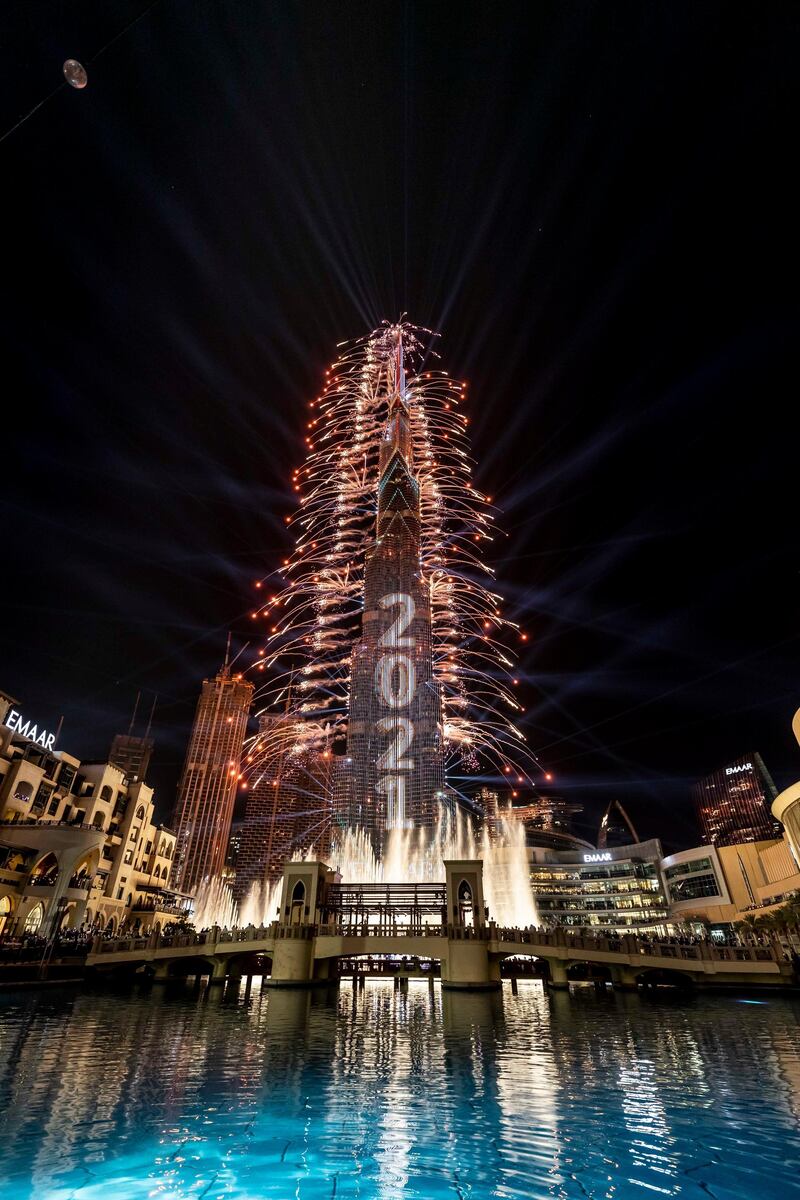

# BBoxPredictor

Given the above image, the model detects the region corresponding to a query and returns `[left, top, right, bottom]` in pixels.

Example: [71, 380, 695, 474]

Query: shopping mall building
[524, 719, 800, 936]
[0, 690, 190, 937]
[527, 839, 672, 932]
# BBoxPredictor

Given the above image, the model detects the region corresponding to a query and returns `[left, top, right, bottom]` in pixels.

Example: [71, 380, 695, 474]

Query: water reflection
[0, 981, 799, 1198]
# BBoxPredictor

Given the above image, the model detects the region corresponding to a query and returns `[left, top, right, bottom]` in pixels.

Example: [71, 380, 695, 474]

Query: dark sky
[2, 1, 798, 852]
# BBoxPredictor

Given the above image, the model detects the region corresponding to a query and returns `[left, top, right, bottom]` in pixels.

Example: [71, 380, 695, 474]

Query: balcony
[67, 875, 92, 891]
[131, 897, 188, 918]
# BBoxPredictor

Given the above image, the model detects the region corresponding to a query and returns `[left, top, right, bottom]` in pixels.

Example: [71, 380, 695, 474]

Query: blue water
[0, 980, 799, 1199]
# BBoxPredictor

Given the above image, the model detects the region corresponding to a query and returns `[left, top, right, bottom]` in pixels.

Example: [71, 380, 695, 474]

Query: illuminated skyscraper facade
[336, 339, 448, 848]
[172, 661, 253, 894]
[693, 752, 780, 847]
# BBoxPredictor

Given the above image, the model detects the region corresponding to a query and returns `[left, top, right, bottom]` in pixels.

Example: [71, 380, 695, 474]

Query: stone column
[441, 936, 500, 991]
[609, 963, 639, 991]
[546, 958, 570, 989]
[266, 931, 315, 986]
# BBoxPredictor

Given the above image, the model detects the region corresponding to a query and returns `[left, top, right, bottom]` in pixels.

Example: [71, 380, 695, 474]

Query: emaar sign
[4, 709, 56, 750]
[583, 852, 612, 863]
[726, 762, 753, 775]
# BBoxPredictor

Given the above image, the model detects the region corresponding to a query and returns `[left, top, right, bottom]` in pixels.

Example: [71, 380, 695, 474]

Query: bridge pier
[546, 959, 570, 990]
[609, 964, 639, 992]
[208, 958, 229, 986]
[266, 935, 314, 986]
[441, 938, 500, 992]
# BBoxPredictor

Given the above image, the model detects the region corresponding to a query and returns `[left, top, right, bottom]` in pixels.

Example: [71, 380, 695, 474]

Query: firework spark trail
[245, 321, 541, 790]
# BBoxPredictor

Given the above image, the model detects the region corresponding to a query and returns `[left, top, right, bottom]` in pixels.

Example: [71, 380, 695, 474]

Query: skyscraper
[693, 752, 780, 847]
[172, 656, 253, 894]
[234, 714, 333, 900]
[336, 336, 448, 848]
[249, 323, 527, 878]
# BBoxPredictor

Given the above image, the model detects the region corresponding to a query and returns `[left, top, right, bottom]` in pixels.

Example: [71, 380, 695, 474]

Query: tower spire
[379, 330, 413, 475]
[393, 325, 406, 399]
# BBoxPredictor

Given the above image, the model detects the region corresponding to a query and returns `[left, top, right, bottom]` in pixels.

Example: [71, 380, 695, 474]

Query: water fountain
[192, 808, 538, 930]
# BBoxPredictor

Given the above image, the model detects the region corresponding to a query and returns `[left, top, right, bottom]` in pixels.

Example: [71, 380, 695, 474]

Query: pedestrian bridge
[86, 858, 796, 992]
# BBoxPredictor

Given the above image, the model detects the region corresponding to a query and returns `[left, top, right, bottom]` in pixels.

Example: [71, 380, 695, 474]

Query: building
[661, 837, 800, 932]
[772, 706, 800, 867]
[0, 691, 184, 936]
[234, 714, 334, 902]
[107, 692, 157, 782]
[528, 839, 670, 933]
[172, 655, 253, 894]
[597, 797, 640, 848]
[108, 733, 154, 784]
[502, 793, 589, 853]
[693, 753, 780, 847]
[336, 336, 449, 849]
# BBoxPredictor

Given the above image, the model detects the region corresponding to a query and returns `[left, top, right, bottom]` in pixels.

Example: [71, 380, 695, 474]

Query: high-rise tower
[693, 752, 780, 847]
[234, 714, 334, 900]
[337, 334, 448, 849]
[172, 653, 253, 894]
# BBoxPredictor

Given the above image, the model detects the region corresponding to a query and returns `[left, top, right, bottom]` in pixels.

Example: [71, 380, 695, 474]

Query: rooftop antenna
[144, 694, 158, 741]
[222, 631, 232, 675]
[54, 715, 64, 746]
[127, 690, 141, 737]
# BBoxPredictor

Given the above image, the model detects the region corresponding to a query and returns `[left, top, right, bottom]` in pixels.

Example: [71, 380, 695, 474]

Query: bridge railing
[492, 926, 787, 966]
[88, 921, 791, 968]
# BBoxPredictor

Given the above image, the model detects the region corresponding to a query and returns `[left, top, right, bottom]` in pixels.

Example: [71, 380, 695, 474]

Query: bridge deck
[85, 924, 791, 980]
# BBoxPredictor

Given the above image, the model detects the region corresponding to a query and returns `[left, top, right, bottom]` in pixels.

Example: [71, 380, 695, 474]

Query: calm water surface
[0, 980, 799, 1199]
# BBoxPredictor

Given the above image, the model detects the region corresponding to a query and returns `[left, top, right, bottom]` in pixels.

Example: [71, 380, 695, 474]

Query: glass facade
[664, 857, 723, 903]
[693, 753, 780, 847]
[529, 841, 670, 932]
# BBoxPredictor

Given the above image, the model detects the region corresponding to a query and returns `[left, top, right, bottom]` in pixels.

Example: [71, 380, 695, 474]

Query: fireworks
[246, 321, 538, 796]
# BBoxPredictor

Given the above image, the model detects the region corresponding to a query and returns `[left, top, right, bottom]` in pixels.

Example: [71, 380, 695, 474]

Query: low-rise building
[661, 836, 800, 932]
[0, 692, 188, 937]
[528, 839, 671, 933]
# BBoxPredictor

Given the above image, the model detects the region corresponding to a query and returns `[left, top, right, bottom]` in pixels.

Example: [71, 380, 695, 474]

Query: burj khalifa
[336, 334, 449, 850]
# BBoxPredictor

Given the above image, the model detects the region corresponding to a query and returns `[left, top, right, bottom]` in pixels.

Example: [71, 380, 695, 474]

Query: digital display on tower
[375, 592, 416, 829]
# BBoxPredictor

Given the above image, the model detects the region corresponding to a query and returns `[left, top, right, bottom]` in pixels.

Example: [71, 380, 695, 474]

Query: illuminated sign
[583, 852, 612, 863]
[375, 592, 415, 829]
[4, 709, 56, 750]
[726, 763, 753, 775]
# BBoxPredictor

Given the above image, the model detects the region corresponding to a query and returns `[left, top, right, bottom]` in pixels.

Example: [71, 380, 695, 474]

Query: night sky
[2, 2, 798, 852]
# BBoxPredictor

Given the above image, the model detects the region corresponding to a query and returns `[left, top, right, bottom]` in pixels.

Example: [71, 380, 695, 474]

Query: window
[58, 764, 76, 793]
[12, 782, 33, 806]
[23, 903, 44, 933]
[668, 874, 722, 902]
[0, 895, 11, 935]
[130, 826, 140, 842]
[136, 805, 145, 820]
[123, 849, 133, 865]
